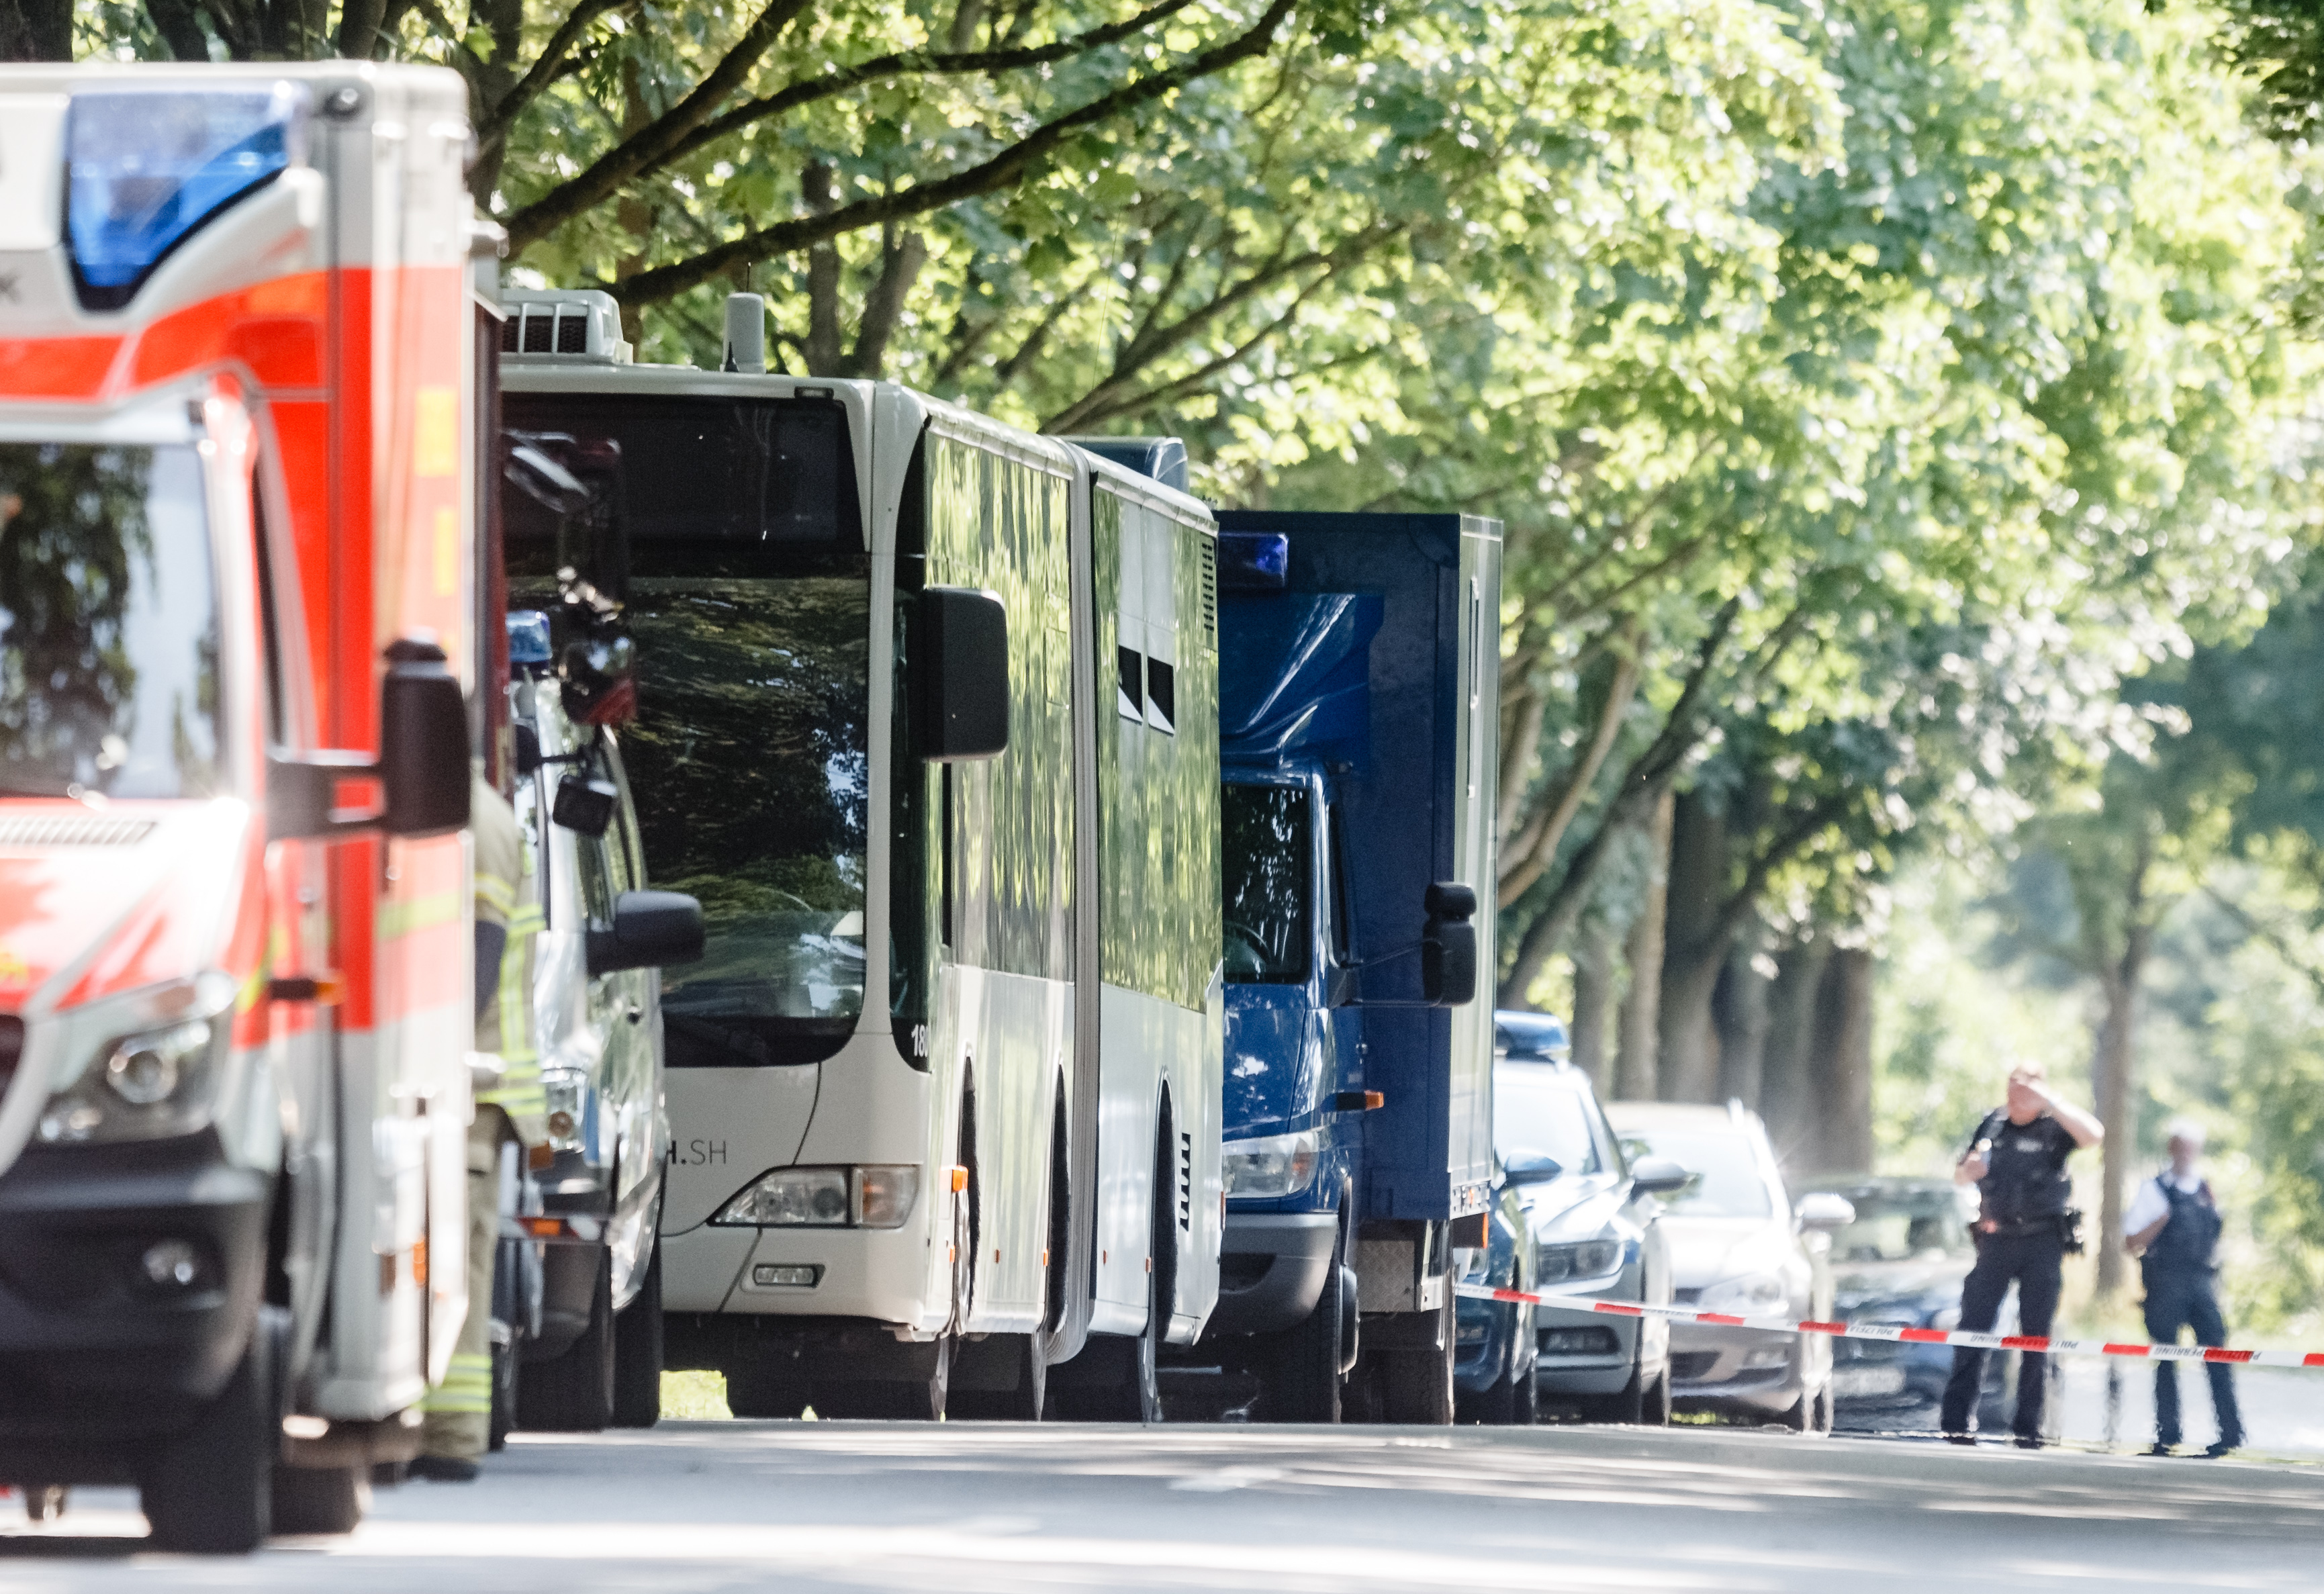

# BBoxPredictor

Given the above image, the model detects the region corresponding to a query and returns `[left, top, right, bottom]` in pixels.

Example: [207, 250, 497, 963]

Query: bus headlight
[1221, 1130, 1319, 1199]
[714, 1166, 920, 1229]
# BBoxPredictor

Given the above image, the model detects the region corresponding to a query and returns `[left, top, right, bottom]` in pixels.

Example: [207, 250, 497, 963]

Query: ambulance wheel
[141, 1324, 272, 1553]
[516, 1249, 614, 1432]
[269, 1463, 369, 1536]
[610, 1241, 663, 1428]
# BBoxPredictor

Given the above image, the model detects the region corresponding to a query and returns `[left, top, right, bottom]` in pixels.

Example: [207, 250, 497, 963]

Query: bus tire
[516, 1248, 614, 1432]
[812, 1336, 950, 1421]
[723, 1365, 809, 1419]
[947, 1333, 1046, 1420]
[140, 1323, 272, 1553]
[610, 1240, 663, 1428]
[1048, 1121, 1171, 1423]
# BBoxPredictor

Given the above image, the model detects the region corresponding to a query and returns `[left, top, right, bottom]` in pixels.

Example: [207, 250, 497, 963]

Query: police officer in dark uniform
[2125, 1120, 2242, 1458]
[1942, 1061, 2104, 1446]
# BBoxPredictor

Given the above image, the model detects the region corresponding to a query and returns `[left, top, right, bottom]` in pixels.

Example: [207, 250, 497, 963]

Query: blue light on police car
[506, 610, 553, 666]
[1218, 530, 1289, 590]
[66, 83, 308, 310]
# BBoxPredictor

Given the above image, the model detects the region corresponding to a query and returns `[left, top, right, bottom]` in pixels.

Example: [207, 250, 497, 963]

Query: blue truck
[1195, 508, 1503, 1423]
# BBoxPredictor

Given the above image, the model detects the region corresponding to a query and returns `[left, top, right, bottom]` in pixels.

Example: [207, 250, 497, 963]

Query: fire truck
[0, 65, 486, 1549]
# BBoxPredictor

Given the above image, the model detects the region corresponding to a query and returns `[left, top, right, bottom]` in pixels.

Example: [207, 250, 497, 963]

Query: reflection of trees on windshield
[0, 444, 217, 798]
[622, 575, 870, 1023]
[1223, 782, 1310, 982]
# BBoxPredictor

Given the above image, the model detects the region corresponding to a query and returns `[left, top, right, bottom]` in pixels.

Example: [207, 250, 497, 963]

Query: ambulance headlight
[714, 1166, 919, 1229]
[41, 974, 234, 1144]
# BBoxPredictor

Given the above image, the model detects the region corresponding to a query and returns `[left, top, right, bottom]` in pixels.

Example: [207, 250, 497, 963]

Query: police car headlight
[40, 974, 234, 1145]
[1700, 1271, 1787, 1315]
[1222, 1131, 1318, 1200]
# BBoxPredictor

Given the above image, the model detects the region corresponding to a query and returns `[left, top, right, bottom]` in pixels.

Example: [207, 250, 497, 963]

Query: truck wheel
[140, 1324, 272, 1553]
[610, 1241, 663, 1428]
[724, 1365, 810, 1419]
[1377, 1291, 1455, 1425]
[1262, 1262, 1349, 1423]
[516, 1248, 614, 1432]
[270, 1464, 369, 1536]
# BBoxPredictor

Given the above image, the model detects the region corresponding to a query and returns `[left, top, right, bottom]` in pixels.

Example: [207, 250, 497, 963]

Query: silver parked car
[1606, 1101, 1853, 1433]
[502, 603, 701, 1432]
[1493, 1014, 1689, 1423]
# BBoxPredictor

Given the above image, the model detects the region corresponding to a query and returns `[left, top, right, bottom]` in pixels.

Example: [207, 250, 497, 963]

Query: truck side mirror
[378, 637, 470, 838]
[1421, 880, 1477, 1006]
[586, 890, 706, 976]
[916, 586, 1009, 761]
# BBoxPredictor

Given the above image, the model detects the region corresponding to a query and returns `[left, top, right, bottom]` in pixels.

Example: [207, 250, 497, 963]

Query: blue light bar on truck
[1218, 530, 1289, 589]
[66, 83, 308, 311]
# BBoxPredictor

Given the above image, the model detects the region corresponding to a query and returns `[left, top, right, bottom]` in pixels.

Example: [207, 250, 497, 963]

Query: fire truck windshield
[0, 443, 221, 801]
[503, 392, 869, 1066]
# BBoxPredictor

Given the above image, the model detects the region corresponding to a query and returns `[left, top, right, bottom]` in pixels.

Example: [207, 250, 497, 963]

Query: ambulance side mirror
[379, 638, 471, 838]
[266, 635, 470, 841]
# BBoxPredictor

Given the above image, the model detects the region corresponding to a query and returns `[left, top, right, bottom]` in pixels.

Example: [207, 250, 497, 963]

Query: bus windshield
[0, 443, 220, 801]
[504, 393, 868, 1066]
[1221, 781, 1310, 983]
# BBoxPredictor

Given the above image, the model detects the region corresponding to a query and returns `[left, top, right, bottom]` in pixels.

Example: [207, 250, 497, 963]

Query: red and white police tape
[1452, 1281, 2317, 1368]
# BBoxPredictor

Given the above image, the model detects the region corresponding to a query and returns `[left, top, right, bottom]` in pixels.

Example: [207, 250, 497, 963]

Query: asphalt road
[3, 1419, 2321, 1593]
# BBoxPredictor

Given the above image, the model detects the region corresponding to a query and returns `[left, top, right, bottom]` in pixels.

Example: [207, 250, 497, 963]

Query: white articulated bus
[499, 290, 1221, 1419]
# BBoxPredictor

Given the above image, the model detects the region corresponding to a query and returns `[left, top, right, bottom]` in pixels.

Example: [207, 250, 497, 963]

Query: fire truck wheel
[140, 1325, 273, 1553]
[269, 1463, 369, 1536]
[516, 1249, 615, 1432]
[610, 1241, 663, 1428]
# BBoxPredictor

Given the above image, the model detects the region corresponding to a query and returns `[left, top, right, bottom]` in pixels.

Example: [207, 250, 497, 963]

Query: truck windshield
[503, 393, 868, 1066]
[0, 443, 219, 800]
[1221, 782, 1311, 983]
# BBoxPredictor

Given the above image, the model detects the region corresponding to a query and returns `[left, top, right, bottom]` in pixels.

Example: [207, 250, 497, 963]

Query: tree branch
[1497, 630, 1643, 908]
[476, 0, 638, 153]
[606, 0, 1299, 307]
[504, 0, 817, 251]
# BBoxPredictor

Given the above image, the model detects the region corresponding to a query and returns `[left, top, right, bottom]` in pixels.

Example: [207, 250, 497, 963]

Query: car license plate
[1832, 1366, 1907, 1398]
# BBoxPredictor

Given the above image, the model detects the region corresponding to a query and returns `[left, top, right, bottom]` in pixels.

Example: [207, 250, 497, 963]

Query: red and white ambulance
[0, 64, 487, 1548]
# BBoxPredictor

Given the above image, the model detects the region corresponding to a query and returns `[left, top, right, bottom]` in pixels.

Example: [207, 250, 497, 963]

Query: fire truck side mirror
[379, 637, 471, 838]
[915, 586, 1009, 761]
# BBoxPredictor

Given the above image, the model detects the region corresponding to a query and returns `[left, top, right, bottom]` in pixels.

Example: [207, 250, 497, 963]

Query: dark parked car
[1454, 1166, 1539, 1423]
[1803, 1175, 2012, 1432]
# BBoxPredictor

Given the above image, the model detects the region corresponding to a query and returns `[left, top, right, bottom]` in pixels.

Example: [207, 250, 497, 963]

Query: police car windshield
[0, 444, 220, 800]
[503, 393, 869, 1065]
[1221, 782, 1310, 982]
[1616, 1128, 1773, 1218]
[1494, 1069, 1603, 1176]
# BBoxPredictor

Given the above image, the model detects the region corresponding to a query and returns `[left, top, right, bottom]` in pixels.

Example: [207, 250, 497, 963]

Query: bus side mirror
[1421, 880, 1477, 1007]
[379, 637, 472, 838]
[917, 586, 1009, 761]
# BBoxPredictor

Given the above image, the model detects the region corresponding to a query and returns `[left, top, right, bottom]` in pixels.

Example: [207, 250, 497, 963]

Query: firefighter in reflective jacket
[416, 771, 545, 1479]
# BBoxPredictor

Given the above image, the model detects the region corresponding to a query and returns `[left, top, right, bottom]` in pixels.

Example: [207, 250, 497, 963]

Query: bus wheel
[141, 1324, 272, 1552]
[1048, 1126, 1169, 1423]
[270, 1462, 368, 1536]
[724, 1364, 809, 1419]
[812, 1336, 950, 1421]
[947, 1333, 1047, 1420]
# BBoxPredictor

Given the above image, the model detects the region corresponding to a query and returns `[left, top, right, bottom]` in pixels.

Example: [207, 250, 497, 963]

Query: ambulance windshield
[503, 393, 868, 1067]
[0, 444, 221, 801]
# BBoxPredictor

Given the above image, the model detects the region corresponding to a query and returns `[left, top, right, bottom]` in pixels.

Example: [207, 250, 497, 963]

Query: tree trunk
[1612, 790, 1674, 1103]
[1714, 933, 1771, 1109]
[1802, 948, 1875, 1176]
[1759, 935, 1832, 1174]
[1569, 919, 1618, 1097]
[2091, 927, 2149, 1300]
[1655, 790, 1728, 1103]
[0, 0, 71, 58]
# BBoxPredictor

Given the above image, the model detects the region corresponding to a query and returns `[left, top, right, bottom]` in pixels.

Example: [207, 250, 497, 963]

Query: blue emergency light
[506, 610, 553, 665]
[66, 83, 308, 311]
[1217, 530, 1289, 589]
